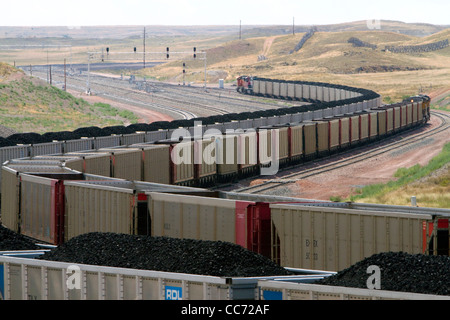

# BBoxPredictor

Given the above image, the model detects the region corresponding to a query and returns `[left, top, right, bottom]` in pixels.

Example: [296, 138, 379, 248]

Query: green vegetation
[0, 74, 139, 134]
[329, 196, 343, 203]
[347, 142, 450, 208]
[93, 102, 139, 123]
[383, 96, 394, 104]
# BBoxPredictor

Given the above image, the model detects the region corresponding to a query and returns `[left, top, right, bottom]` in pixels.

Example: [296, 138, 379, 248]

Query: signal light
[166, 47, 169, 59]
[134, 47, 136, 52]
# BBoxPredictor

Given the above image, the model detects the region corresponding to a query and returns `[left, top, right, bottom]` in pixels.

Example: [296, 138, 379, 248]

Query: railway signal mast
[85, 46, 207, 93]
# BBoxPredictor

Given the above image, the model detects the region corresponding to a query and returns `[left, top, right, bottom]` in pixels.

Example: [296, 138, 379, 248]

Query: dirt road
[261, 36, 276, 57]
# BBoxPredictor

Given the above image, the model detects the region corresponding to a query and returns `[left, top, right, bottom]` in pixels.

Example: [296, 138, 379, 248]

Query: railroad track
[81, 71, 296, 111]
[74, 73, 233, 117]
[82, 72, 292, 115]
[22, 66, 292, 119]
[146, 79, 302, 111]
[234, 110, 450, 195]
[24, 68, 199, 120]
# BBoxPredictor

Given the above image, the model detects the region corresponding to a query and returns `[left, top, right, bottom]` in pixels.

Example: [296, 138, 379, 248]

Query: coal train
[0, 92, 430, 191]
[0, 78, 440, 272]
[0, 78, 431, 190]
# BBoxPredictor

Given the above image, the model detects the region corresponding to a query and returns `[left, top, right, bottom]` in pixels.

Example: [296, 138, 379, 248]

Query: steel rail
[235, 111, 449, 194]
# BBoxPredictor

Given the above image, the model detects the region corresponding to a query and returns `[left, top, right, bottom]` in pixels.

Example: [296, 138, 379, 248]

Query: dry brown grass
[359, 168, 450, 208]
[2, 27, 449, 101]
[137, 28, 450, 102]
[0, 62, 23, 81]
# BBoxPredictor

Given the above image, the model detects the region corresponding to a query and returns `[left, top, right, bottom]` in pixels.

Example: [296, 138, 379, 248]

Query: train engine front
[403, 94, 431, 122]
[236, 76, 253, 94]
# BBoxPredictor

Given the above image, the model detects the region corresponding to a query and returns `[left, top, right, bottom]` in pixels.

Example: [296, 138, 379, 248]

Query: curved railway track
[146, 79, 305, 111]
[22, 66, 300, 120]
[78, 70, 302, 112]
[24, 68, 200, 120]
[233, 110, 450, 195]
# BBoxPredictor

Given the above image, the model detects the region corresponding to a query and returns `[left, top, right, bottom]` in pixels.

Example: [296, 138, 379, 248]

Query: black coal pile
[72, 126, 105, 138]
[101, 125, 136, 136]
[0, 224, 40, 251]
[316, 252, 450, 296]
[126, 123, 154, 132]
[7, 132, 47, 145]
[38, 232, 293, 277]
[41, 131, 78, 142]
[0, 137, 14, 147]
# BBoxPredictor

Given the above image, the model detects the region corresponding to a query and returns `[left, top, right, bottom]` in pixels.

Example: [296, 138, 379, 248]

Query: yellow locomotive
[404, 94, 431, 122]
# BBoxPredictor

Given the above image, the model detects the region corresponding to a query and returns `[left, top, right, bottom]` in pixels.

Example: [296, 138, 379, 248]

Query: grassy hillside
[348, 143, 450, 208]
[0, 63, 138, 134]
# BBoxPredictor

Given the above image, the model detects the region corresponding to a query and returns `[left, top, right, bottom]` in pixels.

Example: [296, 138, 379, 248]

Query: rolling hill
[140, 26, 450, 103]
[1, 21, 449, 103]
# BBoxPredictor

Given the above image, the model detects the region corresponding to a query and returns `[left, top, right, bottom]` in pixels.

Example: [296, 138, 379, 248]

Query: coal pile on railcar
[126, 123, 155, 132]
[38, 232, 294, 277]
[41, 131, 79, 142]
[101, 125, 136, 136]
[316, 252, 450, 296]
[0, 137, 14, 147]
[71, 126, 105, 138]
[7, 132, 47, 145]
[0, 224, 40, 251]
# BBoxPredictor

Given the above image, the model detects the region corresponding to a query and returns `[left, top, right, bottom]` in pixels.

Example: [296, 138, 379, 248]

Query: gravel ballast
[316, 251, 450, 296]
[38, 232, 294, 277]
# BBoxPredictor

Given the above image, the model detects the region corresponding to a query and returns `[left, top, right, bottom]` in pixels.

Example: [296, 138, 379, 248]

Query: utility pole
[143, 27, 146, 69]
[204, 52, 207, 90]
[87, 53, 91, 95]
[293, 17, 295, 35]
[239, 20, 242, 40]
[182, 62, 185, 86]
[64, 58, 67, 91]
[47, 50, 49, 83]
